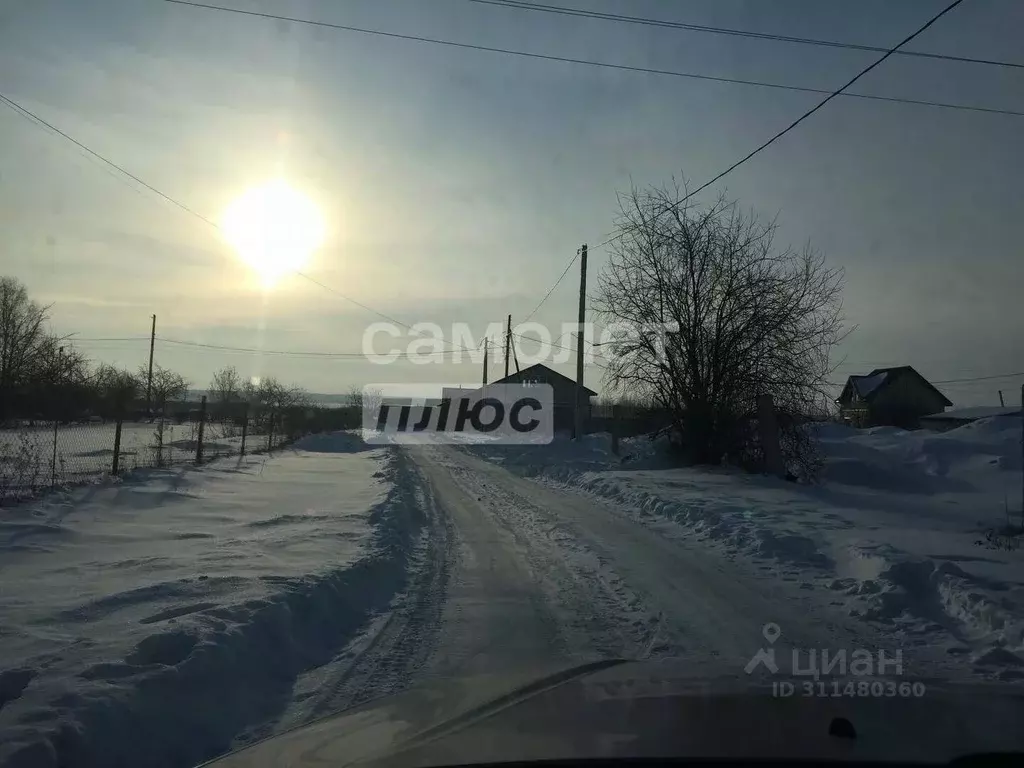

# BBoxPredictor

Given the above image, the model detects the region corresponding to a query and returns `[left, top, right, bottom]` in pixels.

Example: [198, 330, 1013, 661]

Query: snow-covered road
[407, 446, 962, 680]
[282, 439, 972, 734]
[1, 426, 1015, 767]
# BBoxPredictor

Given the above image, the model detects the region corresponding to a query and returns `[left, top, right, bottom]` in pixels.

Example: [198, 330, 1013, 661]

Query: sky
[1, 0, 1021, 405]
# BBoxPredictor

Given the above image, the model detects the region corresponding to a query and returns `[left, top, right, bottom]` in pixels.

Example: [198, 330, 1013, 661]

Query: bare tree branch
[594, 183, 847, 474]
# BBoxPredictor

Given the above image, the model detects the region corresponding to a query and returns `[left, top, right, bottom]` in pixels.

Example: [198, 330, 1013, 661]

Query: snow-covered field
[1, 418, 1022, 767]
[0, 435, 419, 767]
[463, 416, 1024, 677]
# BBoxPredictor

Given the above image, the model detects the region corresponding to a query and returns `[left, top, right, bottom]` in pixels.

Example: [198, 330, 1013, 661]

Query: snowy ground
[0, 435, 403, 767]
[1, 420, 1021, 767]
[463, 417, 1024, 678]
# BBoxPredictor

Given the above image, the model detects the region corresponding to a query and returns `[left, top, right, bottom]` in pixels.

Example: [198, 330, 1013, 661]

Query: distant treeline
[0, 276, 359, 432]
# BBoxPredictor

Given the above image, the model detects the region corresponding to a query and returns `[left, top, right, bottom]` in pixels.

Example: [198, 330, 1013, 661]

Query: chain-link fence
[0, 399, 342, 506]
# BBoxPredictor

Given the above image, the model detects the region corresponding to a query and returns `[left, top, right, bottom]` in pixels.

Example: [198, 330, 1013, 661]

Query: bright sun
[221, 180, 325, 287]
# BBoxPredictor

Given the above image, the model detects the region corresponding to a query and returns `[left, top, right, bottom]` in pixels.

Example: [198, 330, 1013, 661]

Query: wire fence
[0, 400, 352, 506]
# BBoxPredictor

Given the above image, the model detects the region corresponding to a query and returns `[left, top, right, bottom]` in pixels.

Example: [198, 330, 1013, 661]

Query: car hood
[202, 659, 1024, 767]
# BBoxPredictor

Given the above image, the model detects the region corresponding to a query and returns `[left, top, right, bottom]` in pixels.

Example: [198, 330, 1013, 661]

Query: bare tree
[38, 338, 90, 386]
[138, 364, 189, 416]
[0, 277, 51, 420]
[242, 376, 308, 416]
[209, 365, 242, 404]
[595, 182, 846, 475]
[94, 364, 141, 415]
[250, 377, 307, 410]
[208, 365, 243, 419]
[240, 376, 308, 442]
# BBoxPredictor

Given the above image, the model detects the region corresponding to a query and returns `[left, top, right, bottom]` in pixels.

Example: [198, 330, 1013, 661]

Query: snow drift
[0, 436, 424, 768]
[462, 417, 1024, 676]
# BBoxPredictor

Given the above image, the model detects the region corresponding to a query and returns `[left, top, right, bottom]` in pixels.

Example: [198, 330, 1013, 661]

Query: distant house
[919, 405, 1022, 432]
[445, 363, 597, 433]
[837, 366, 952, 428]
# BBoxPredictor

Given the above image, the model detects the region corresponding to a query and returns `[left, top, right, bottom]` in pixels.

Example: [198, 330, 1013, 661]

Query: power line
[521, 249, 580, 324]
[0, 99, 159, 200]
[0, 93, 215, 224]
[4, 80, 592, 371]
[596, 0, 970, 251]
[155, 336, 459, 359]
[0, 90, 485, 356]
[160, 1, 1023, 119]
[933, 371, 1024, 385]
[70, 336, 151, 343]
[832, 366, 1024, 385]
[506, 330, 610, 370]
[468, 0, 1024, 71]
[76, 336, 1017, 381]
[74, 333, 540, 363]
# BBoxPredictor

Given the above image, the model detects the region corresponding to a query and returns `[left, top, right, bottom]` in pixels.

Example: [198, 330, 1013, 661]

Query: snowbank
[0, 436, 424, 768]
[462, 418, 1024, 677]
[292, 430, 372, 453]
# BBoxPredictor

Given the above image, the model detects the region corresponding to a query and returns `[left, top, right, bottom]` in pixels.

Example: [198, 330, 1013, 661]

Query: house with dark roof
[836, 366, 952, 428]
[444, 363, 598, 433]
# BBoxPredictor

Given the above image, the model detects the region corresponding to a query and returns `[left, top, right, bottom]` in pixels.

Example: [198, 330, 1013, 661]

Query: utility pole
[482, 337, 488, 385]
[146, 314, 156, 417]
[52, 347, 63, 487]
[504, 314, 512, 379]
[573, 244, 588, 440]
[998, 390, 1004, 407]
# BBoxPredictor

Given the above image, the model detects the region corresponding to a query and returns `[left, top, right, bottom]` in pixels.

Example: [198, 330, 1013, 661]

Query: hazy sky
[1, 0, 1021, 404]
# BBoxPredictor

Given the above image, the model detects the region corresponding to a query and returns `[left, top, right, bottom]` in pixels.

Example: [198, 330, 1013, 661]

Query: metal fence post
[611, 404, 620, 456]
[112, 415, 123, 475]
[240, 401, 249, 456]
[196, 395, 207, 465]
[51, 417, 59, 487]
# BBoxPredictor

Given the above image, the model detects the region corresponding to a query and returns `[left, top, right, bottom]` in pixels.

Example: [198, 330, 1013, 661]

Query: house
[919, 405, 1022, 432]
[444, 363, 597, 433]
[837, 366, 952, 428]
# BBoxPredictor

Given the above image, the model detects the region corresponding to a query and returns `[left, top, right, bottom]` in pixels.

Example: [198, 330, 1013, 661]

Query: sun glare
[221, 180, 325, 287]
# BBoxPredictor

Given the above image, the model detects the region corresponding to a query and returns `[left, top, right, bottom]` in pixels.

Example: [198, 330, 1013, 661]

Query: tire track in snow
[449, 446, 973, 681]
[411, 448, 567, 674]
[420, 447, 667, 662]
[276, 451, 453, 730]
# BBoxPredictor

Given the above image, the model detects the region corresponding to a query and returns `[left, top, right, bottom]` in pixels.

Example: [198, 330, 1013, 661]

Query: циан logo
[744, 622, 924, 699]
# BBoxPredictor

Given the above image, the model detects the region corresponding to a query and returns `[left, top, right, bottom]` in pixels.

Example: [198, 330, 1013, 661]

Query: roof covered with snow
[850, 372, 888, 398]
[841, 365, 952, 407]
[921, 405, 1023, 421]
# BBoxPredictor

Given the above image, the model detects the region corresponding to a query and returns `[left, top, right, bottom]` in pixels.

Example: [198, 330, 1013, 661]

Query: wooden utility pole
[573, 245, 588, 440]
[146, 314, 156, 417]
[504, 314, 512, 378]
[196, 395, 207, 465]
[52, 346, 62, 487]
[998, 390, 1005, 407]
[482, 337, 489, 385]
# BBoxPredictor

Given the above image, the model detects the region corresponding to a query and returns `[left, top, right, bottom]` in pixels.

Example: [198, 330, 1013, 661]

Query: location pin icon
[762, 623, 781, 644]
